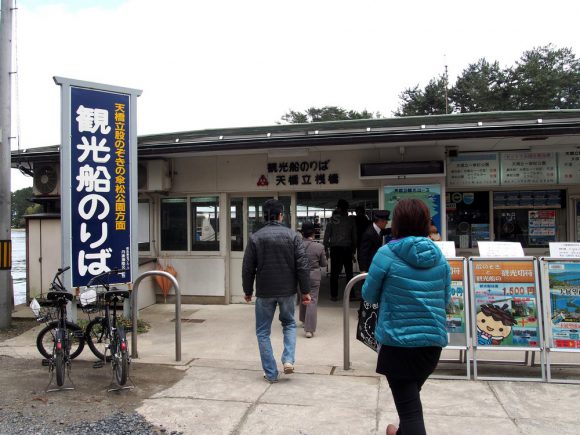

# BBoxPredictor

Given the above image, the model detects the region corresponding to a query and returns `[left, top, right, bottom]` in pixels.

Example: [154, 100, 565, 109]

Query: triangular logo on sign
[257, 175, 269, 186]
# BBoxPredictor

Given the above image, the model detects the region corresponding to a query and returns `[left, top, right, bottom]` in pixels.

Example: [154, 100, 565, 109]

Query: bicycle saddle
[104, 287, 130, 300]
[47, 291, 74, 302]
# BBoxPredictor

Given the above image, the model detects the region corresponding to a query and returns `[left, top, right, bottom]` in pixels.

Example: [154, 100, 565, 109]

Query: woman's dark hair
[390, 198, 430, 238]
[301, 221, 316, 238]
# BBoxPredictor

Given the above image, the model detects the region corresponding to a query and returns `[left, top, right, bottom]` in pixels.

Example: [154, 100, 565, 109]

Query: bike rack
[343, 273, 368, 371]
[130, 270, 182, 362]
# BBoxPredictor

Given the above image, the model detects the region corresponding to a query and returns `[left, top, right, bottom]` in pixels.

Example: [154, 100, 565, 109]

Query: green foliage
[281, 106, 381, 123]
[77, 316, 151, 334]
[396, 44, 580, 116]
[396, 75, 449, 116]
[118, 315, 151, 334]
[10, 187, 34, 228]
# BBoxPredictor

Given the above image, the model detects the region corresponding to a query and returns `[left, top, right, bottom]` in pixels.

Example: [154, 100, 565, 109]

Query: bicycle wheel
[55, 348, 65, 387]
[37, 321, 85, 360]
[85, 318, 112, 362]
[114, 347, 129, 386]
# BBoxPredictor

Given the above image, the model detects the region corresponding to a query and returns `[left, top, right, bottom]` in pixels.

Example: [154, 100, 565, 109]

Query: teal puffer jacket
[362, 236, 451, 348]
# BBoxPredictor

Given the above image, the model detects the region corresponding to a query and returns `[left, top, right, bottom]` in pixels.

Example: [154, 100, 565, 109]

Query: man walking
[242, 199, 311, 383]
[357, 210, 390, 273]
[324, 199, 357, 301]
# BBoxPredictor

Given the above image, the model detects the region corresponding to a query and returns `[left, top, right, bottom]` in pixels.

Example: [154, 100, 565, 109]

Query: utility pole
[444, 59, 449, 115]
[0, 0, 14, 330]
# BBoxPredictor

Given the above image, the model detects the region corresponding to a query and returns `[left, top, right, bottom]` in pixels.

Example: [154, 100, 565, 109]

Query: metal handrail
[343, 273, 368, 371]
[130, 270, 181, 362]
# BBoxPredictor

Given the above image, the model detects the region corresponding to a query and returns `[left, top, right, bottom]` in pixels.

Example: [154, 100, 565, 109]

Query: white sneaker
[305, 331, 313, 338]
[283, 362, 294, 374]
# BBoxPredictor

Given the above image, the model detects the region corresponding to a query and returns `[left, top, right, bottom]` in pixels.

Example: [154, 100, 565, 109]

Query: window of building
[248, 197, 274, 237]
[138, 200, 151, 252]
[446, 192, 490, 249]
[161, 197, 188, 251]
[191, 196, 220, 251]
[230, 198, 243, 252]
[493, 190, 566, 248]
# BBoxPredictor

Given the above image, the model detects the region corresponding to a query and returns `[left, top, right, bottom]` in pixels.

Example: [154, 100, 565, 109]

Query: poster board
[383, 184, 442, 237]
[446, 258, 469, 348]
[469, 257, 545, 381]
[469, 257, 542, 350]
[540, 259, 580, 350]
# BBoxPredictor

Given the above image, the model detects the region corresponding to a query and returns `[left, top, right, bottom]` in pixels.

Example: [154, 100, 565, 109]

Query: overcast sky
[9, 0, 580, 190]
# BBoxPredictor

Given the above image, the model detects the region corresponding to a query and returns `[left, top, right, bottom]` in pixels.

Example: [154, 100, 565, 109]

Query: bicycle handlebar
[86, 268, 130, 288]
[50, 266, 71, 292]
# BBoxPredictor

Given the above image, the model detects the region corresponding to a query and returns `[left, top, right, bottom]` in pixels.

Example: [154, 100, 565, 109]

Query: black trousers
[329, 246, 353, 299]
[378, 345, 442, 435]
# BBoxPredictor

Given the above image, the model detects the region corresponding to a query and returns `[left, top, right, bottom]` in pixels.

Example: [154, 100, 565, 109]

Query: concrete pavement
[4, 302, 580, 434]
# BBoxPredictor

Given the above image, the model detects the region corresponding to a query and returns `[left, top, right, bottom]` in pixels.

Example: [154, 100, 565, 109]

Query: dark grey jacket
[242, 221, 311, 298]
[323, 213, 357, 250]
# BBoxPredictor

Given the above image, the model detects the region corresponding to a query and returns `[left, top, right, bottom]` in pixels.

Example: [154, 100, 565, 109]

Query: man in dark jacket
[242, 199, 311, 383]
[324, 199, 357, 301]
[358, 210, 390, 273]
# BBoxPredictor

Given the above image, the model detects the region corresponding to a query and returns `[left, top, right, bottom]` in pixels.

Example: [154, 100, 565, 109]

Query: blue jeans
[255, 295, 296, 380]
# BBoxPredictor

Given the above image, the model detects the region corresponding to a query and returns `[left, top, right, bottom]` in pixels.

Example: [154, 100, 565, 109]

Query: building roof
[11, 110, 580, 168]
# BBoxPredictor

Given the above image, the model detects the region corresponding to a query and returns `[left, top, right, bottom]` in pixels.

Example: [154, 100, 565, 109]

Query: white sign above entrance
[477, 241, 525, 257]
[549, 242, 580, 258]
[260, 159, 339, 187]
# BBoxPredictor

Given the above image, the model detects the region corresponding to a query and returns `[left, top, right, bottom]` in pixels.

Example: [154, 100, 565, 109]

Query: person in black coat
[357, 210, 390, 273]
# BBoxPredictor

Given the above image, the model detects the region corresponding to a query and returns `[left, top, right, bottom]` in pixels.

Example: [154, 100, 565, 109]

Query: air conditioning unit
[32, 162, 60, 196]
[138, 160, 172, 192]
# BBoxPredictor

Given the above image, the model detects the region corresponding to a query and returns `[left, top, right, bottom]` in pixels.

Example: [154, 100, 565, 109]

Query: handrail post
[131, 270, 181, 362]
[343, 273, 367, 371]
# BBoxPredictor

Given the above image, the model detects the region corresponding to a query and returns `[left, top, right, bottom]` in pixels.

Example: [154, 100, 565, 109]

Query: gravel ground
[0, 354, 186, 435]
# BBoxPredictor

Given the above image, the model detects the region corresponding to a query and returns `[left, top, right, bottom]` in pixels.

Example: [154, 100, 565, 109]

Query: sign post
[540, 258, 580, 383]
[54, 77, 141, 319]
[469, 257, 545, 381]
[434, 257, 471, 380]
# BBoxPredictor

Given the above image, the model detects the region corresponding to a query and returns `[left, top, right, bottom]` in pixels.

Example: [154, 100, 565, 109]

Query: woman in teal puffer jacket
[362, 198, 451, 435]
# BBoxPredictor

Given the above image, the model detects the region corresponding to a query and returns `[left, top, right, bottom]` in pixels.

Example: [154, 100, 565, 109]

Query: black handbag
[356, 300, 379, 352]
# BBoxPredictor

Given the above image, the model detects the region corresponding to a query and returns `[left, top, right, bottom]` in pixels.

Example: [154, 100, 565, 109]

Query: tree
[11, 187, 35, 228]
[395, 75, 449, 116]
[510, 45, 580, 110]
[450, 59, 511, 113]
[281, 106, 381, 123]
[396, 45, 580, 116]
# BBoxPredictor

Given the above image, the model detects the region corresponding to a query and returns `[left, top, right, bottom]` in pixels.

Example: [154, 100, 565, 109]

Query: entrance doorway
[296, 190, 379, 305]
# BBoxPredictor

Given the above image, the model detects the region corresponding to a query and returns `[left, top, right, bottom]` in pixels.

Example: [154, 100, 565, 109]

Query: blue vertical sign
[70, 87, 131, 286]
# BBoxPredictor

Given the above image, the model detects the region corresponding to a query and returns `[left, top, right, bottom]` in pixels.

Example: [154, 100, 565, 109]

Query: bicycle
[83, 269, 132, 388]
[30, 267, 85, 389]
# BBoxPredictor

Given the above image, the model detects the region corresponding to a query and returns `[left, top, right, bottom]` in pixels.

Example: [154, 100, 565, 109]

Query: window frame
[159, 194, 222, 255]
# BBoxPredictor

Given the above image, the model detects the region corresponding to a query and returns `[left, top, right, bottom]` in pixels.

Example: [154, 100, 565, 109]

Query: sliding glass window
[161, 197, 187, 251]
[191, 196, 220, 251]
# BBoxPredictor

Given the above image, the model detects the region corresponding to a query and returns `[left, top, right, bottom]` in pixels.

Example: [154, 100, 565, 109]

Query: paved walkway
[4, 302, 580, 434]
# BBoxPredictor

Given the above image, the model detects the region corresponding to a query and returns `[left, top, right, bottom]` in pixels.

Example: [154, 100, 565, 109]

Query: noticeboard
[470, 258, 542, 348]
[541, 260, 580, 350]
[446, 258, 469, 347]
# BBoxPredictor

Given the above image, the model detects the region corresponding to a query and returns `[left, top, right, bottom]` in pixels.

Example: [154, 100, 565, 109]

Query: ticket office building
[14, 110, 580, 304]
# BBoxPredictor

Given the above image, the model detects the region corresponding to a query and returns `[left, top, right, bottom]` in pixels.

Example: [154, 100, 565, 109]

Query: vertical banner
[471, 259, 541, 348]
[55, 77, 141, 288]
[383, 184, 442, 233]
[544, 261, 580, 349]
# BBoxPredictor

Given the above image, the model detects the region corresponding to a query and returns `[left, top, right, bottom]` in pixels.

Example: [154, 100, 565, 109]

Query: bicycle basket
[79, 289, 103, 314]
[30, 298, 59, 323]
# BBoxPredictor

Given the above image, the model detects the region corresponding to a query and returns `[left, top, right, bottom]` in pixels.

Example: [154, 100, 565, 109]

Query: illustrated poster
[472, 260, 540, 347]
